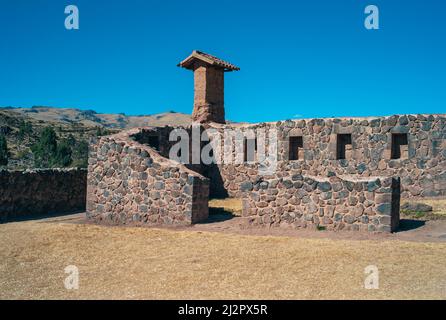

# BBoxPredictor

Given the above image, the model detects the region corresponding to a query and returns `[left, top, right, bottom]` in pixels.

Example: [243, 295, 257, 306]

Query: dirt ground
[1, 199, 446, 299]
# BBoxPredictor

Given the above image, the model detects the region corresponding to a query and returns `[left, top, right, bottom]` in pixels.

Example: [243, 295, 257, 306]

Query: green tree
[31, 127, 75, 168]
[55, 139, 73, 167]
[66, 134, 76, 147]
[31, 127, 59, 167]
[18, 120, 33, 140]
[71, 139, 89, 168]
[0, 135, 8, 166]
[95, 126, 110, 137]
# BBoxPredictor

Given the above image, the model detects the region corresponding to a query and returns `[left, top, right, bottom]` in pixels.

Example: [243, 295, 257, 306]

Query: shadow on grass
[198, 207, 236, 224]
[397, 219, 426, 232]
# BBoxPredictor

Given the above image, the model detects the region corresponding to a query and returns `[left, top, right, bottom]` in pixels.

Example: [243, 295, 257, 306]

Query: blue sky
[0, 0, 445, 122]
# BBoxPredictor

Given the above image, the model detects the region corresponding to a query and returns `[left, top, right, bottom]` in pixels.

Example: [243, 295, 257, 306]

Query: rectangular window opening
[336, 134, 352, 160]
[289, 136, 303, 160]
[391, 133, 408, 159]
[244, 138, 257, 163]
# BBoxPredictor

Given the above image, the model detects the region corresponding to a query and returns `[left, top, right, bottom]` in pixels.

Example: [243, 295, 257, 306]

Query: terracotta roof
[178, 50, 240, 72]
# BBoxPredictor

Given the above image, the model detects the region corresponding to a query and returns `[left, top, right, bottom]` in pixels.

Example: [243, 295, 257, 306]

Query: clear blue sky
[0, 0, 445, 122]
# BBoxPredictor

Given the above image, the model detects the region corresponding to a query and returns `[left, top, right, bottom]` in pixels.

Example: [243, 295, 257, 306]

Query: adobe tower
[178, 50, 240, 124]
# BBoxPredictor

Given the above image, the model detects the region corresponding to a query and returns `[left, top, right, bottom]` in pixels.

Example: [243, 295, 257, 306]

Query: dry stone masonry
[0, 168, 86, 222]
[86, 51, 446, 232]
[208, 114, 446, 200]
[241, 175, 400, 232]
[86, 129, 209, 225]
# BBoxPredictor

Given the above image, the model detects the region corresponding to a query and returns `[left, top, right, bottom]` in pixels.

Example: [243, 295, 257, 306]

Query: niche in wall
[391, 133, 408, 159]
[289, 136, 303, 160]
[336, 134, 352, 160]
[244, 138, 257, 163]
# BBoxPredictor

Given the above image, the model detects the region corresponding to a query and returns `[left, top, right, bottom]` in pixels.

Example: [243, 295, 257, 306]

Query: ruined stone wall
[0, 168, 87, 222]
[86, 129, 209, 226]
[87, 113, 442, 230]
[209, 114, 446, 199]
[130, 126, 176, 158]
[241, 175, 400, 232]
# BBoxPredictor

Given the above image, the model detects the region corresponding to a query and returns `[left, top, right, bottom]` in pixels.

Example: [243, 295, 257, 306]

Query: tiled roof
[178, 50, 240, 71]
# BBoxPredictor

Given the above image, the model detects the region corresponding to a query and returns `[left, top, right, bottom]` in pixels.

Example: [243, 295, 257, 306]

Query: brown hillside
[0, 106, 191, 169]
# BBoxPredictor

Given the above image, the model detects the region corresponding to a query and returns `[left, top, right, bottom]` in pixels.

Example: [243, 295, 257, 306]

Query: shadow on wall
[202, 163, 229, 199]
[1, 210, 85, 223]
[184, 127, 229, 199]
[131, 126, 230, 198]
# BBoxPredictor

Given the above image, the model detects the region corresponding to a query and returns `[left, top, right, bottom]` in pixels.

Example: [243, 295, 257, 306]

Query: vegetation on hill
[0, 134, 8, 166]
[0, 106, 191, 170]
[0, 109, 117, 169]
[7, 106, 191, 129]
[31, 127, 80, 168]
[17, 120, 33, 140]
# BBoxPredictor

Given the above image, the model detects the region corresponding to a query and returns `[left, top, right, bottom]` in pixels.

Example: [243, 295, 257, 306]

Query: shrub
[0, 134, 8, 166]
[71, 139, 88, 168]
[18, 120, 33, 140]
[31, 127, 73, 167]
[54, 140, 73, 167]
[31, 127, 58, 167]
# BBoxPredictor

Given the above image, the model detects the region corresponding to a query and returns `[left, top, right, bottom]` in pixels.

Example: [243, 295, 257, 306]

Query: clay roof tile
[178, 50, 240, 71]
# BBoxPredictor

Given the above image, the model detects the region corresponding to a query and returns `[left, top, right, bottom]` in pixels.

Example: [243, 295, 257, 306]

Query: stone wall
[241, 175, 400, 232]
[86, 129, 209, 226]
[85, 113, 444, 232]
[0, 168, 87, 222]
[208, 114, 446, 199]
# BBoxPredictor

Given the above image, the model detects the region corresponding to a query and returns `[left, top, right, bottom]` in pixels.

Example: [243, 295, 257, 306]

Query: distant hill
[0, 106, 191, 169]
[5, 106, 191, 129]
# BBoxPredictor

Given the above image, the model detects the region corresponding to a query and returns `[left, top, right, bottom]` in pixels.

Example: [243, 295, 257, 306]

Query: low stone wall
[0, 168, 87, 222]
[241, 174, 400, 232]
[86, 129, 209, 226]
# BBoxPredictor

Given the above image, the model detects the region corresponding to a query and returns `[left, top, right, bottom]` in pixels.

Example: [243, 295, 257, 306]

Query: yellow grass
[209, 198, 243, 216]
[401, 198, 446, 217]
[1, 216, 446, 300]
[418, 199, 446, 216]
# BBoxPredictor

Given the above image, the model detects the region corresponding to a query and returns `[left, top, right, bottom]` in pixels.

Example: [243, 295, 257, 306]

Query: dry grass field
[1, 210, 446, 300]
[415, 199, 446, 216]
[208, 198, 243, 216]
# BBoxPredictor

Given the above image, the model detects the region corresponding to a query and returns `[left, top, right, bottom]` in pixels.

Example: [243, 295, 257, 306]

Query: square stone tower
[178, 50, 240, 124]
